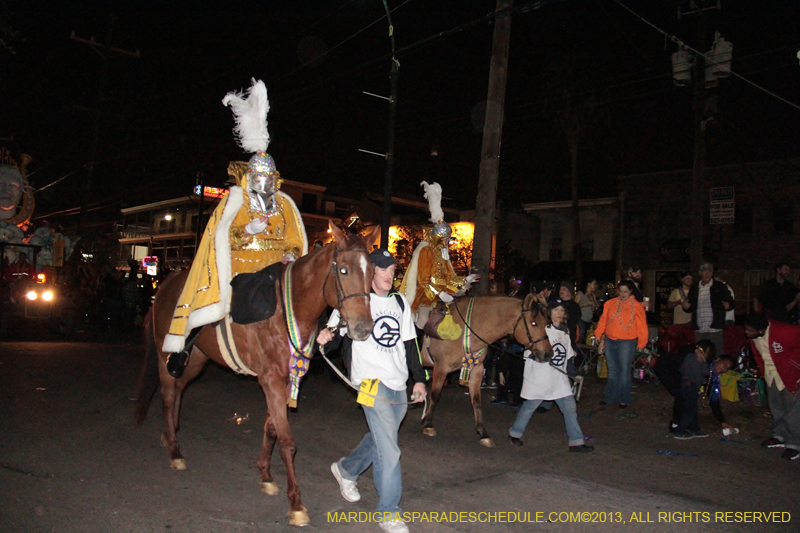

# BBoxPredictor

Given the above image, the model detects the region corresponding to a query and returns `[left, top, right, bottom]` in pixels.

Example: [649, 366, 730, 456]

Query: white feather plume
[222, 78, 270, 154]
[421, 181, 444, 223]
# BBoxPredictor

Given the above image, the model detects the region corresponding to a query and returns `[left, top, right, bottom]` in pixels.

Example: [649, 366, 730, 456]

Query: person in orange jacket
[595, 280, 649, 408]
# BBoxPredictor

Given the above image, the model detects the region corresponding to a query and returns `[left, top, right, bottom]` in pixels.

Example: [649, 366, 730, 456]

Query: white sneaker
[330, 462, 360, 502]
[379, 518, 409, 533]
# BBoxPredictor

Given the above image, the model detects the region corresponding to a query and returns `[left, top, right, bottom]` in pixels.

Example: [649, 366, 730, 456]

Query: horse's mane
[293, 229, 372, 269]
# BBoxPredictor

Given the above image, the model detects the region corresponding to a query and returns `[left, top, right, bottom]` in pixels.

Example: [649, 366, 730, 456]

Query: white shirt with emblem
[520, 325, 575, 401]
[327, 292, 417, 391]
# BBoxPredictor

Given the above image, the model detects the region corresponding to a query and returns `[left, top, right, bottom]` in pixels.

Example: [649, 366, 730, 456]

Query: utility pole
[358, 1, 398, 248]
[380, 0, 398, 248]
[672, 1, 730, 271]
[472, 0, 512, 295]
[71, 18, 140, 231]
[689, 12, 708, 273]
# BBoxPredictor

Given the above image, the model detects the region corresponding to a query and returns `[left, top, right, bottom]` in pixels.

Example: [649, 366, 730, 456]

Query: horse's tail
[135, 308, 160, 425]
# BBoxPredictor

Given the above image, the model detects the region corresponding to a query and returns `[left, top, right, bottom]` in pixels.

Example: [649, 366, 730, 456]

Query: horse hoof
[170, 458, 187, 470]
[288, 507, 310, 526]
[261, 481, 279, 495]
[479, 438, 496, 448]
[422, 427, 437, 437]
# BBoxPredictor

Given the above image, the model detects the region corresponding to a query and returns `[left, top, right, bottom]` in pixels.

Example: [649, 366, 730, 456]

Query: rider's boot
[166, 327, 203, 378]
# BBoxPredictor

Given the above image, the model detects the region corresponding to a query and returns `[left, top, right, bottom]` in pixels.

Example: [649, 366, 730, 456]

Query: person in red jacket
[744, 313, 800, 460]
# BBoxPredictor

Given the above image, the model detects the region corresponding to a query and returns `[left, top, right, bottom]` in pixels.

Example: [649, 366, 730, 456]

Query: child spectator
[507, 300, 593, 452]
[655, 341, 736, 436]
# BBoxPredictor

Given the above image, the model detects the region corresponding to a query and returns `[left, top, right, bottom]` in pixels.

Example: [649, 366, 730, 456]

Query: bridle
[322, 245, 371, 312]
[283, 245, 371, 358]
[514, 305, 550, 353]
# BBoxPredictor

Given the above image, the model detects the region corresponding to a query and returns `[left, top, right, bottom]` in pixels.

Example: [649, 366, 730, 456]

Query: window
[301, 193, 317, 214]
[734, 205, 753, 234]
[582, 237, 594, 261]
[658, 207, 676, 238]
[549, 236, 563, 261]
[772, 205, 794, 234]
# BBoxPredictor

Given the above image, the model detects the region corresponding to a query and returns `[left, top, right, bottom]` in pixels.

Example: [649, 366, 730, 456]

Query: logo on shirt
[550, 341, 567, 367]
[373, 315, 401, 348]
[772, 341, 784, 353]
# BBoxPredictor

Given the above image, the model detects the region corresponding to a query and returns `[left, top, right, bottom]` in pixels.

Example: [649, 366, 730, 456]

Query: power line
[611, 0, 800, 113]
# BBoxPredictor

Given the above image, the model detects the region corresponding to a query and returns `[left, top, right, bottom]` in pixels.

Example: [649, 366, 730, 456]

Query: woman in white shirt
[508, 301, 594, 452]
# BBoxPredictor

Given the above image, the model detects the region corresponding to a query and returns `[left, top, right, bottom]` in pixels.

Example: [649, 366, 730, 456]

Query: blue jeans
[579, 320, 592, 345]
[604, 337, 637, 405]
[677, 379, 700, 433]
[338, 381, 407, 514]
[509, 395, 585, 447]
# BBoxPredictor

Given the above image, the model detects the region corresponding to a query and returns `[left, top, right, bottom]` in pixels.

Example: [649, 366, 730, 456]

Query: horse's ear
[365, 225, 381, 249]
[329, 221, 345, 246]
[523, 293, 537, 311]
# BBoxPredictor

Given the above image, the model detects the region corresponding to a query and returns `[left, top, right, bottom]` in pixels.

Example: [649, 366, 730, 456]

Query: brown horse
[135, 224, 378, 526]
[420, 293, 552, 447]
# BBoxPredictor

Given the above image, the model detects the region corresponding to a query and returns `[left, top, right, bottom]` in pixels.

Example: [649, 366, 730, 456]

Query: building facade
[619, 158, 800, 322]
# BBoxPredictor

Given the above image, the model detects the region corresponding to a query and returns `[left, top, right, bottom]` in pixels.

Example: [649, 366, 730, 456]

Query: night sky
[1, 0, 799, 224]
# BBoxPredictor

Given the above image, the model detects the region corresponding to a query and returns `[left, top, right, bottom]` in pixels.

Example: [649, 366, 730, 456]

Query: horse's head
[514, 294, 553, 363]
[323, 224, 380, 341]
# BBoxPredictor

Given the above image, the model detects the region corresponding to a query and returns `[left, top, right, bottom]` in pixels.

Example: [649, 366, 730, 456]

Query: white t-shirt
[327, 292, 417, 391]
[520, 325, 574, 401]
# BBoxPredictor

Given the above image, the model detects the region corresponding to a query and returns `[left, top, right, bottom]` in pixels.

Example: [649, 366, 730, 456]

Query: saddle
[423, 300, 462, 341]
[229, 262, 282, 325]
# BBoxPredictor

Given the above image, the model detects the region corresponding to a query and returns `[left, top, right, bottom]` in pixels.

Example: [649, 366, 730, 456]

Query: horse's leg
[257, 415, 280, 496]
[421, 359, 449, 437]
[158, 346, 208, 471]
[468, 362, 494, 447]
[258, 374, 309, 527]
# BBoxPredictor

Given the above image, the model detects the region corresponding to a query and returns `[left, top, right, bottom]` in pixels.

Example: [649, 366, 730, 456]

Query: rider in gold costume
[401, 181, 477, 329]
[163, 79, 307, 376]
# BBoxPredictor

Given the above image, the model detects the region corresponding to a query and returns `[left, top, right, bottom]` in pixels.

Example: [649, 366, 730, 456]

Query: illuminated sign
[146, 265, 158, 276]
[194, 185, 229, 199]
[142, 256, 158, 267]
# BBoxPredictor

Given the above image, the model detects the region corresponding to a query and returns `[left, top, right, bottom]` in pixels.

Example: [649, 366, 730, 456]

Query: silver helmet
[248, 151, 277, 196]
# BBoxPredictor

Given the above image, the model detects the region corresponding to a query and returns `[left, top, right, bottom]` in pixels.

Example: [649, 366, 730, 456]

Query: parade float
[0, 149, 77, 337]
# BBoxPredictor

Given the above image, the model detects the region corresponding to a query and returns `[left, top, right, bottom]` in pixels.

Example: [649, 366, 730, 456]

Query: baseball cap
[559, 281, 574, 297]
[369, 248, 397, 268]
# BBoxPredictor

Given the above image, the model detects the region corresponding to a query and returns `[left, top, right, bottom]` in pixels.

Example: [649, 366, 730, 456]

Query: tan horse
[420, 293, 552, 447]
[135, 225, 378, 526]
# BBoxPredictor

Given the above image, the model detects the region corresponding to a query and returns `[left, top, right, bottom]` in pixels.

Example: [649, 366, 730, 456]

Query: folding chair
[632, 326, 661, 384]
[576, 343, 598, 376]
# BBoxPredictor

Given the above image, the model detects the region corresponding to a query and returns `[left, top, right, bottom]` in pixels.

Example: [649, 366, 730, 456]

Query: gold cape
[400, 241, 464, 314]
[162, 176, 307, 353]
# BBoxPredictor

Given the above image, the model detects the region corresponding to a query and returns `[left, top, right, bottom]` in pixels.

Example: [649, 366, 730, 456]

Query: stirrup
[167, 351, 189, 378]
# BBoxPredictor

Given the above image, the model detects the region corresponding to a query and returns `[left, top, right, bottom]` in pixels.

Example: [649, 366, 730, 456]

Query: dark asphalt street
[0, 339, 796, 532]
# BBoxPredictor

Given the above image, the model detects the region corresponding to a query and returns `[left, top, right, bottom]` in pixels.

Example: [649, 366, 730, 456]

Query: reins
[453, 298, 579, 378]
[319, 352, 429, 415]
[453, 298, 548, 359]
